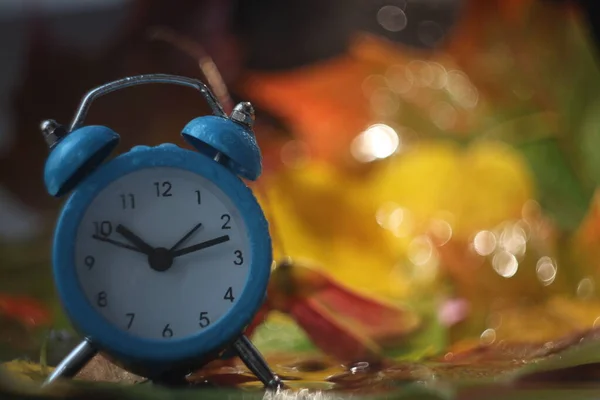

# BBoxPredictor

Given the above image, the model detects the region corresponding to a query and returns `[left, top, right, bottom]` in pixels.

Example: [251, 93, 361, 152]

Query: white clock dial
[74, 166, 251, 340]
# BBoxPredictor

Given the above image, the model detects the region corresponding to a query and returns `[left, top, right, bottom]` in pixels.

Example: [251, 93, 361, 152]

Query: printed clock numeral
[224, 287, 235, 302]
[199, 312, 210, 328]
[162, 324, 173, 338]
[97, 291, 107, 307]
[84, 256, 95, 270]
[234, 250, 244, 265]
[93, 221, 112, 237]
[120, 193, 135, 209]
[154, 181, 172, 197]
[221, 214, 231, 229]
[125, 313, 135, 329]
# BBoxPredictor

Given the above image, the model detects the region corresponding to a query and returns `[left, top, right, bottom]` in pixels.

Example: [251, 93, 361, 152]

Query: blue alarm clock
[40, 74, 281, 388]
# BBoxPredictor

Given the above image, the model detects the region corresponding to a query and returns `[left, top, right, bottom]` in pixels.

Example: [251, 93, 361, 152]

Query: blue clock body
[45, 112, 272, 378]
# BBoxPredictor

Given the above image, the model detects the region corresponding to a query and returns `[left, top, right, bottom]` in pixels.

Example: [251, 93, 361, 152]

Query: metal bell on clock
[181, 102, 262, 181]
[42, 120, 120, 197]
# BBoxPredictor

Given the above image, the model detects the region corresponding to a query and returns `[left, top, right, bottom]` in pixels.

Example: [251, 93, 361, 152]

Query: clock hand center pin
[116, 224, 174, 272]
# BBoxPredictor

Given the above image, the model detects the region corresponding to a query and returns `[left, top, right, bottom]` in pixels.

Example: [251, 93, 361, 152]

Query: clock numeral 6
[199, 312, 210, 328]
[162, 324, 173, 338]
[97, 291, 107, 307]
[234, 250, 243, 265]
[93, 221, 112, 237]
[154, 181, 172, 197]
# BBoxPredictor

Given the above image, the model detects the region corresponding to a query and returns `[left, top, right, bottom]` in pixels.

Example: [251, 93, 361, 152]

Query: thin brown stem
[148, 26, 288, 257]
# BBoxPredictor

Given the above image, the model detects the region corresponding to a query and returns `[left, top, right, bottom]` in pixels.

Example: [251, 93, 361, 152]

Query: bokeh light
[377, 5, 408, 33]
[492, 250, 519, 278]
[473, 231, 497, 256]
[351, 123, 400, 162]
[536, 256, 557, 286]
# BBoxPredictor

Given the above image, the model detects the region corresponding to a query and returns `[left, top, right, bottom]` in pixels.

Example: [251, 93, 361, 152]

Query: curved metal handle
[68, 74, 227, 132]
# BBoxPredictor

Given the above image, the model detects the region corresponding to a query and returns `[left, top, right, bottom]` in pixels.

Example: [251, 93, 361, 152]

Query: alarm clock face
[74, 166, 250, 340]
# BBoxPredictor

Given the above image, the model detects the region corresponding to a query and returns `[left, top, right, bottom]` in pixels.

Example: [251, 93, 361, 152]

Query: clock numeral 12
[120, 193, 135, 209]
[154, 181, 172, 197]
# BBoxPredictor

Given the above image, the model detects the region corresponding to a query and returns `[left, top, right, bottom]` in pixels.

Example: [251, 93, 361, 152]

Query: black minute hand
[169, 222, 203, 252]
[171, 235, 230, 258]
[92, 235, 145, 253]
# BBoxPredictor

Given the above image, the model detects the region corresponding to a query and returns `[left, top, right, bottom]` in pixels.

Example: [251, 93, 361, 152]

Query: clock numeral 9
[97, 291, 107, 307]
[120, 193, 135, 209]
[234, 250, 243, 265]
[162, 324, 173, 338]
[93, 221, 112, 237]
[224, 287, 235, 302]
[154, 181, 172, 197]
[199, 312, 210, 328]
[221, 214, 231, 229]
[84, 256, 95, 270]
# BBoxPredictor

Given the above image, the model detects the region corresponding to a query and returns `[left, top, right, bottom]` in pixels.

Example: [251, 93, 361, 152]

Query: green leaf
[517, 138, 591, 232]
[384, 302, 447, 361]
[251, 313, 317, 355]
[577, 98, 600, 188]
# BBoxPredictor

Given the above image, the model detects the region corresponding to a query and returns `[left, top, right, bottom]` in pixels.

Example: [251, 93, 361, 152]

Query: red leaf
[0, 294, 51, 328]
[244, 302, 271, 338]
[267, 259, 421, 361]
[312, 281, 421, 347]
[289, 297, 382, 362]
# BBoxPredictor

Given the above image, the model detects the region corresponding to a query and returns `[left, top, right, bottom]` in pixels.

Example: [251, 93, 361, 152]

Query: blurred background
[3, 0, 600, 376]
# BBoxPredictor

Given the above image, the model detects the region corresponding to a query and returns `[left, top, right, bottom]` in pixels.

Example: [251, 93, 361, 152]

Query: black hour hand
[116, 224, 155, 255]
[171, 235, 230, 258]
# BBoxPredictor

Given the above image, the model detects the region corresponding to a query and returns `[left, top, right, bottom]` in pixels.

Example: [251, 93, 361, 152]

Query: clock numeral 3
[234, 250, 244, 265]
[162, 324, 173, 338]
[199, 312, 211, 328]
[93, 221, 112, 237]
[84, 256, 95, 270]
[126, 313, 135, 329]
[224, 287, 235, 302]
[154, 181, 172, 197]
[221, 214, 231, 229]
[120, 193, 135, 209]
[97, 291, 107, 307]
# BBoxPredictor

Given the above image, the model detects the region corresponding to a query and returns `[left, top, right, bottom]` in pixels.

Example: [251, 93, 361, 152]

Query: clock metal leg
[232, 335, 283, 390]
[42, 339, 97, 387]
